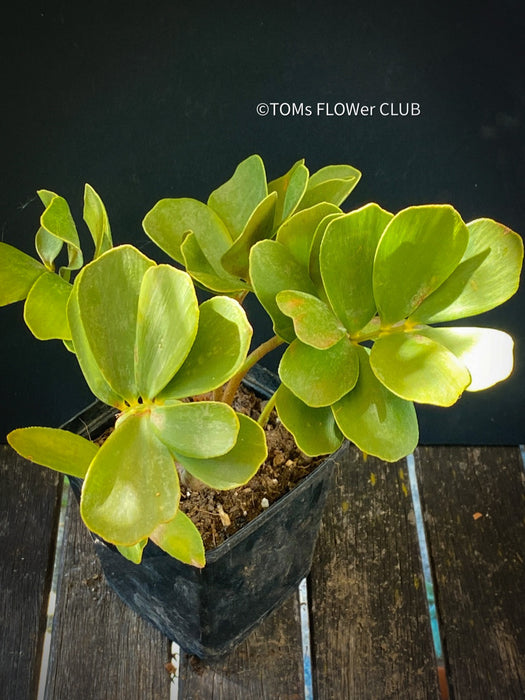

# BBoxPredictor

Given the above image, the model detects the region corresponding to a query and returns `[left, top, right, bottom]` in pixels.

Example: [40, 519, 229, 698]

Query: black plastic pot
[65, 366, 341, 659]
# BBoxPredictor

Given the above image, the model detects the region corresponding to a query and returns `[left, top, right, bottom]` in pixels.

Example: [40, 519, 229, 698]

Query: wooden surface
[309, 448, 441, 699]
[1, 443, 524, 699]
[0, 446, 62, 700]
[416, 446, 525, 700]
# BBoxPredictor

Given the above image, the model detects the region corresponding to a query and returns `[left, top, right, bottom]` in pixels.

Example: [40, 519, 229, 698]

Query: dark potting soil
[178, 385, 324, 551]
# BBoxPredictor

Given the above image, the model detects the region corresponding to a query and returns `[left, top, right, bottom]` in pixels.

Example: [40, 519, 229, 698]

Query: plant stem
[221, 334, 284, 405]
[257, 389, 278, 427]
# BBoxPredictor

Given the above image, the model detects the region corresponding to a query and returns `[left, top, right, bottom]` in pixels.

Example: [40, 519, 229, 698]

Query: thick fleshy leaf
[221, 192, 277, 279]
[135, 265, 199, 399]
[410, 218, 524, 323]
[370, 332, 471, 406]
[151, 401, 239, 459]
[151, 509, 205, 568]
[268, 159, 309, 226]
[275, 384, 344, 456]
[181, 232, 248, 293]
[38, 192, 83, 279]
[373, 205, 469, 325]
[81, 411, 179, 545]
[23, 271, 72, 340]
[279, 337, 359, 407]
[173, 414, 266, 490]
[419, 326, 514, 392]
[308, 213, 343, 300]
[297, 164, 361, 211]
[8, 427, 98, 478]
[276, 202, 341, 270]
[321, 204, 393, 333]
[83, 184, 113, 258]
[207, 154, 267, 239]
[159, 296, 252, 400]
[332, 346, 418, 462]
[67, 284, 125, 408]
[75, 245, 154, 402]
[276, 290, 347, 349]
[0, 242, 45, 305]
[117, 539, 147, 564]
[143, 197, 233, 269]
[250, 240, 318, 341]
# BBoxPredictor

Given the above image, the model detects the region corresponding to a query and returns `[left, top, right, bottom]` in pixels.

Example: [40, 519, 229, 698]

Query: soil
[178, 385, 324, 550]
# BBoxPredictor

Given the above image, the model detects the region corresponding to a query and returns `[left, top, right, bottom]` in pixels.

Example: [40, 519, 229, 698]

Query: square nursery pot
[65, 366, 343, 659]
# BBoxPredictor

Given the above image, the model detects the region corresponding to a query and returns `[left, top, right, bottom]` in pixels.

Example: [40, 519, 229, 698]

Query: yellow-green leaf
[8, 427, 98, 478]
[276, 290, 347, 349]
[135, 265, 199, 399]
[275, 384, 343, 456]
[279, 337, 359, 407]
[0, 242, 45, 305]
[151, 510, 205, 568]
[332, 346, 418, 462]
[370, 332, 471, 406]
[173, 414, 266, 490]
[151, 401, 240, 459]
[83, 184, 113, 258]
[23, 271, 72, 340]
[81, 411, 179, 545]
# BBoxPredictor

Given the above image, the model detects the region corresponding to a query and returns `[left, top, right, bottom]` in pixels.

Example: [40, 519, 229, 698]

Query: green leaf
[38, 192, 83, 279]
[159, 296, 252, 400]
[135, 265, 199, 399]
[81, 411, 180, 545]
[410, 218, 524, 323]
[181, 232, 248, 293]
[23, 271, 72, 340]
[67, 284, 125, 408]
[370, 332, 471, 406]
[373, 205, 469, 325]
[83, 184, 113, 258]
[267, 159, 309, 227]
[207, 154, 267, 239]
[297, 164, 361, 211]
[151, 509, 205, 568]
[275, 384, 344, 456]
[332, 346, 418, 462]
[308, 213, 343, 300]
[151, 401, 240, 459]
[117, 539, 147, 564]
[276, 290, 347, 349]
[250, 240, 318, 341]
[419, 326, 514, 392]
[173, 414, 267, 490]
[321, 204, 393, 333]
[0, 242, 45, 305]
[279, 337, 359, 407]
[143, 197, 233, 270]
[75, 245, 155, 402]
[276, 202, 341, 270]
[8, 427, 98, 478]
[221, 192, 277, 279]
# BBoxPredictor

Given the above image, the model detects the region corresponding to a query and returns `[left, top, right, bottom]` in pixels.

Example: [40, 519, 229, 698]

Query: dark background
[1, 0, 524, 444]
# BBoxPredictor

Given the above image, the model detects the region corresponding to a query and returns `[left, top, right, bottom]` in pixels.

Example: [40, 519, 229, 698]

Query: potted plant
[1, 155, 522, 658]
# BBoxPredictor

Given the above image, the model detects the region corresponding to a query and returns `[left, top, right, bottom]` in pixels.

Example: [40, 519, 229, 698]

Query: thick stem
[221, 335, 284, 405]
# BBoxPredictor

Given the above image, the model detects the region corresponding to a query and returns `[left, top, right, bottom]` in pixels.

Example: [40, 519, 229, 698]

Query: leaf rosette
[8, 245, 267, 566]
[251, 203, 523, 462]
[142, 154, 361, 294]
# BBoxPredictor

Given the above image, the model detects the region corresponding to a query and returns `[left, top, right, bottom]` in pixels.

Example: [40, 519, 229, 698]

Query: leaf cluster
[1, 155, 522, 567]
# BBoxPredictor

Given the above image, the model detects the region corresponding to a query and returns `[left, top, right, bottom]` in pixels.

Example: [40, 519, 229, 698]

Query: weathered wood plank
[44, 488, 172, 700]
[178, 590, 304, 699]
[0, 446, 62, 700]
[309, 447, 441, 699]
[415, 445, 525, 699]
